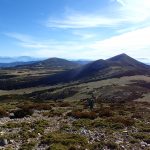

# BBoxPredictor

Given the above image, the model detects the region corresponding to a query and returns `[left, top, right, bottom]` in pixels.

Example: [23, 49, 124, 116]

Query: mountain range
[0, 56, 43, 63]
[0, 53, 149, 90]
[14, 57, 82, 70]
[0, 57, 91, 68]
[39, 53, 150, 84]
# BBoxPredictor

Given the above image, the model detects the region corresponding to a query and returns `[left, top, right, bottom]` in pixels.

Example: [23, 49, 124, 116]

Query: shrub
[106, 141, 118, 149]
[92, 119, 110, 128]
[108, 116, 135, 126]
[72, 119, 92, 128]
[49, 143, 68, 150]
[13, 108, 33, 118]
[41, 132, 88, 147]
[89, 141, 105, 150]
[131, 113, 143, 119]
[92, 119, 124, 129]
[111, 123, 124, 129]
[19, 141, 36, 150]
[98, 108, 114, 117]
[48, 110, 63, 117]
[0, 107, 8, 118]
[18, 102, 52, 111]
[68, 111, 97, 119]
[132, 133, 150, 143]
[58, 102, 71, 107]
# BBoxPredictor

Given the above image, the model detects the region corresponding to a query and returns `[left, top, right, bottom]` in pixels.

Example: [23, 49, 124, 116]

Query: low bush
[68, 111, 97, 119]
[58, 102, 71, 107]
[0, 107, 8, 118]
[92, 119, 109, 128]
[98, 108, 114, 117]
[106, 141, 118, 149]
[41, 132, 88, 147]
[108, 116, 135, 126]
[19, 141, 36, 150]
[13, 108, 33, 118]
[72, 119, 92, 128]
[49, 143, 67, 150]
[18, 102, 52, 111]
[132, 133, 150, 142]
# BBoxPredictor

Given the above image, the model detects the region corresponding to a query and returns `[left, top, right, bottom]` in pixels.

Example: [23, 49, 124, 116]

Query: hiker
[87, 94, 95, 110]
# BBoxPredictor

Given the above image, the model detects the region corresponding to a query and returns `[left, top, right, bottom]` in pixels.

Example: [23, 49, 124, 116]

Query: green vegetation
[0, 106, 8, 118]
[0, 84, 149, 149]
[13, 108, 33, 118]
[19, 141, 36, 150]
[41, 132, 88, 149]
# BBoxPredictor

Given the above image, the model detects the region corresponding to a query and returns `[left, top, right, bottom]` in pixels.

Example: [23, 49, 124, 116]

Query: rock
[9, 139, 15, 144]
[0, 139, 8, 146]
[122, 130, 128, 134]
[0, 131, 5, 136]
[115, 140, 123, 144]
[140, 141, 148, 148]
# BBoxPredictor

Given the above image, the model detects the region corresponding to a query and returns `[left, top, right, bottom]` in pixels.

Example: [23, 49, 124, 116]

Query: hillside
[0, 54, 149, 90]
[16, 57, 81, 70]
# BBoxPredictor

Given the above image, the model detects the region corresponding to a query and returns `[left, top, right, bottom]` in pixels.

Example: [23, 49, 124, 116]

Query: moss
[92, 119, 110, 128]
[105, 141, 118, 149]
[72, 119, 92, 128]
[131, 132, 150, 143]
[0, 106, 8, 118]
[129, 138, 139, 144]
[42, 132, 88, 147]
[90, 142, 105, 150]
[19, 120, 49, 140]
[49, 143, 68, 150]
[19, 141, 36, 150]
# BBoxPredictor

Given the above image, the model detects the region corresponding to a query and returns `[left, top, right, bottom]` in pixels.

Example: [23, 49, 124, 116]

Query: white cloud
[4, 25, 150, 60]
[45, 13, 120, 29]
[90, 26, 150, 58]
[72, 31, 96, 39]
[44, 0, 150, 29]
[4, 32, 33, 43]
[116, 0, 150, 23]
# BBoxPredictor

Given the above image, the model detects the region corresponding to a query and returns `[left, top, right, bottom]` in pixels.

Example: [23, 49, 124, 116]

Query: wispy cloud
[44, 0, 150, 29]
[72, 31, 96, 40]
[4, 25, 150, 60]
[45, 13, 119, 29]
[90, 26, 150, 58]
[4, 32, 33, 43]
[116, 0, 150, 23]
[4, 32, 92, 58]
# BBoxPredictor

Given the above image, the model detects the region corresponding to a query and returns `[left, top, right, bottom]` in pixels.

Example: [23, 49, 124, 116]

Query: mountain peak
[107, 53, 132, 62]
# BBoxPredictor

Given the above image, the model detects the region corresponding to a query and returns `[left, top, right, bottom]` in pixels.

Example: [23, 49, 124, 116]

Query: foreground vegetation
[0, 100, 150, 150]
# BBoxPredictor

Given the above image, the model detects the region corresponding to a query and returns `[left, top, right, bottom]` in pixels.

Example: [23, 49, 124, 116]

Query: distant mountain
[16, 57, 81, 70]
[0, 54, 150, 90]
[53, 54, 150, 81]
[72, 60, 92, 65]
[0, 56, 43, 63]
[0, 61, 37, 68]
[107, 53, 149, 69]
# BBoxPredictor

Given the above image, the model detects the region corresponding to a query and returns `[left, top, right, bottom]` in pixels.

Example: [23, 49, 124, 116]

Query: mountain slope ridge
[0, 53, 150, 90]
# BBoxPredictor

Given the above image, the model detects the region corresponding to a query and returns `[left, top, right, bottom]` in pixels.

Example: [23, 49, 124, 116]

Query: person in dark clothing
[87, 94, 95, 110]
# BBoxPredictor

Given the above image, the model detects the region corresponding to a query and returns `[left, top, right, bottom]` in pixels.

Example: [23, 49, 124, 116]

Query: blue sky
[0, 0, 150, 62]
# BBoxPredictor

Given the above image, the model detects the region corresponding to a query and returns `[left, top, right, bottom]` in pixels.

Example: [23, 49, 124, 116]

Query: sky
[0, 0, 150, 62]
